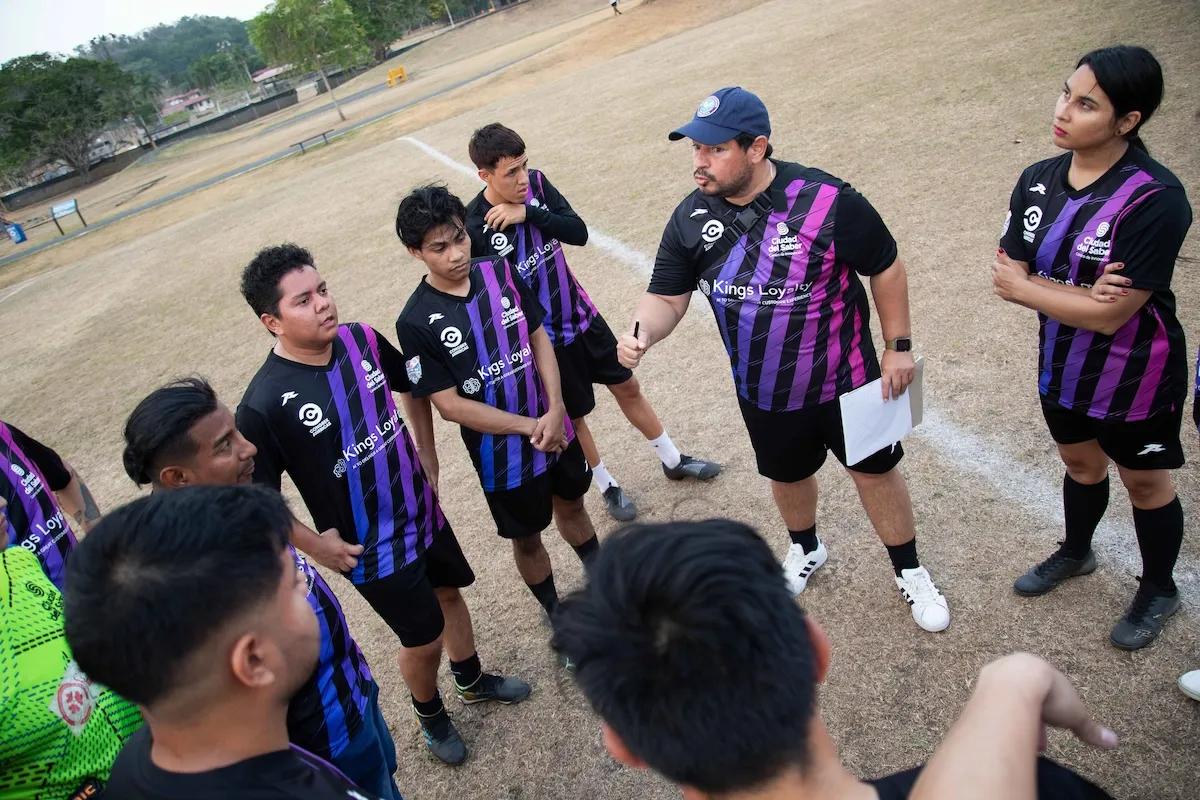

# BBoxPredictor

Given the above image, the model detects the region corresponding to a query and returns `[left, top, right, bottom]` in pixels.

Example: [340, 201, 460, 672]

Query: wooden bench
[291, 130, 335, 155]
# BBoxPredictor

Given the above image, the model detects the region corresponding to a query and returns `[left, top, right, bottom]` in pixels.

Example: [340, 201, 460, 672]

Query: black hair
[240, 243, 315, 317]
[1076, 45, 1163, 152]
[468, 122, 526, 170]
[395, 184, 467, 249]
[735, 132, 774, 159]
[123, 377, 219, 486]
[552, 519, 817, 793]
[64, 485, 293, 708]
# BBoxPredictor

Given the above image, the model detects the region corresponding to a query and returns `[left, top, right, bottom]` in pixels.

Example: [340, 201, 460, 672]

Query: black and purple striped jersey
[396, 256, 571, 492]
[1000, 148, 1191, 422]
[237, 323, 444, 586]
[0, 422, 76, 590]
[651, 160, 898, 412]
[465, 169, 598, 347]
[288, 545, 374, 761]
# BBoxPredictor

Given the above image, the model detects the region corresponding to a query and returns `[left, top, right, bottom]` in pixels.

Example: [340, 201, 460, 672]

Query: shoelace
[1035, 543, 1079, 576]
[1126, 577, 1158, 620]
[903, 570, 940, 602]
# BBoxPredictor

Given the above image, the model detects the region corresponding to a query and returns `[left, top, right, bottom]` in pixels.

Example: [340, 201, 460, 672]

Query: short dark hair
[64, 485, 293, 708]
[240, 243, 315, 317]
[468, 122, 525, 170]
[1077, 45, 1163, 152]
[123, 377, 219, 486]
[552, 519, 817, 793]
[395, 184, 467, 249]
[735, 132, 774, 159]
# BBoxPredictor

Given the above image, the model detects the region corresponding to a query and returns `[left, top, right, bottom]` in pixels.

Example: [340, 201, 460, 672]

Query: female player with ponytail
[991, 45, 1192, 650]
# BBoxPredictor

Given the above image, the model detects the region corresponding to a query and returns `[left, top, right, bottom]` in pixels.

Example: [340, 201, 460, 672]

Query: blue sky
[0, 0, 272, 63]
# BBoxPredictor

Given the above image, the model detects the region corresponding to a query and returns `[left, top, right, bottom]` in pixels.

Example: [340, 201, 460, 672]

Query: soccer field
[1, 0, 1198, 797]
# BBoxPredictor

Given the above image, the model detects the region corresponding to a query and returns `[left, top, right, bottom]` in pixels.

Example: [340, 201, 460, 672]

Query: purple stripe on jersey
[338, 329, 396, 579]
[1034, 196, 1091, 390]
[755, 180, 816, 395]
[1066, 171, 1154, 284]
[504, 267, 549, 476]
[362, 326, 442, 553]
[812, 248, 845, 405]
[289, 744, 356, 786]
[325, 365, 371, 584]
[733, 193, 797, 390]
[1085, 313, 1140, 419]
[0, 423, 74, 589]
[479, 264, 523, 483]
[464, 299, 497, 483]
[1056, 329, 1096, 408]
[1127, 304, 1170, 420]
[822, 264, 868, 403]
[714, 238, 749, 380]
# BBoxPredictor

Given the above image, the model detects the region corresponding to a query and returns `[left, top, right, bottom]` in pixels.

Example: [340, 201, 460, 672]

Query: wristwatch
[885, 337, 913, 352]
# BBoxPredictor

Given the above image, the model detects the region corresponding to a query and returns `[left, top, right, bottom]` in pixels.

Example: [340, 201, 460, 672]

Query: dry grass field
[1, 0, 1198, 797]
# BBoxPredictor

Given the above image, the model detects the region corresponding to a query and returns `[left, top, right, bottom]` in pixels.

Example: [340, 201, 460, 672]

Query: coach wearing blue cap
[617, 86, 952, 634]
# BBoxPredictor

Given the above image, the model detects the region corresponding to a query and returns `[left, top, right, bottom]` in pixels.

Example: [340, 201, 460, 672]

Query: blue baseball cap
[669, 86, 771, 145]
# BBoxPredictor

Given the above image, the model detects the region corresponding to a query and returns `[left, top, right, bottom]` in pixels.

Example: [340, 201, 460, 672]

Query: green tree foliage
[0, 54, 138, 179]
[188, 52, 246, 89]
[250, 0, 370, 122]
[73, 17, 265, 88]
[346, 0, 427, 61]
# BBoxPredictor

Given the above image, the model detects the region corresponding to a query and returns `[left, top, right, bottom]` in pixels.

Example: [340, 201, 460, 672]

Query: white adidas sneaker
[895, 566, 950, 632]
[782, 539, 828, 596]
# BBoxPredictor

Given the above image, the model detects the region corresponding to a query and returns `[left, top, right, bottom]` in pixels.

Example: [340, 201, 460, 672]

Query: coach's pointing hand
[484, 202, 527, 232]
[313, 527, 364, 573]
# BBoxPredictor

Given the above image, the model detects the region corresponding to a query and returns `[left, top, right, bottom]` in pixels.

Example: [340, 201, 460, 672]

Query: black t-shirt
[237, 323, 444, 586]
[651, 159, 898, 412]
[395, 256, 567, 493]
[101, 726, 386, 799]
[867, 756, 1113, 799]
[0, 420, 76, 590]
[999, 146, 1191, 422]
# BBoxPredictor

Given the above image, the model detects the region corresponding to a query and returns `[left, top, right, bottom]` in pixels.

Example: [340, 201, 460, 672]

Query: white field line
[402, 135, 1191, 592]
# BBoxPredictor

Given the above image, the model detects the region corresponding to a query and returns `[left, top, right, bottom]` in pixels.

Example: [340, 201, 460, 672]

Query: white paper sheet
[838, 357, 924, 466]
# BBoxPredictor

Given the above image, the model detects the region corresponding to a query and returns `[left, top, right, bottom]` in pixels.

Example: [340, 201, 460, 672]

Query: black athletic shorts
[556, 314, 634, 419]
[353, 526, 475, 648]
[738, 397, 904, 482]
[1041, 399, 1185, 470]
[484, 439, 592, 538]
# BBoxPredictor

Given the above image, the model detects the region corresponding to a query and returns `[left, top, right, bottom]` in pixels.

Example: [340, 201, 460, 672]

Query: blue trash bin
[6, 223, 26, 244]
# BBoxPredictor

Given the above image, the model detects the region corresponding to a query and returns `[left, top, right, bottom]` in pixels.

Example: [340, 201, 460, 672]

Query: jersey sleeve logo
[440, 326, 470, 357]
[298, 403, 332, 436]
[405, 355, 422, 384]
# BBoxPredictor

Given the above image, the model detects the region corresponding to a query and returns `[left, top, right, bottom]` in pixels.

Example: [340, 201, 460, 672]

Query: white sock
[592, 461, 618, 492]
[649, 432, 682, 469]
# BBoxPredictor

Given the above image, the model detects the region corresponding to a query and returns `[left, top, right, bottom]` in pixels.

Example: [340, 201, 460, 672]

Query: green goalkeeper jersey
[0, 547, 142, 799]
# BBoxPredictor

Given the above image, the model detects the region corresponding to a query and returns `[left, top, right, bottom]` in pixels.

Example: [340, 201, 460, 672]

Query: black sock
[572, 535, 600, 567]
[450, 652, 482, 690]
[1133, 497, 1183, 594]
[411, 692, 446, 727]
[788, 525, 818, 554]
[527, 574, 559, 615]
[1059, 474, 1109, 558]
[885, 538, 919, 576]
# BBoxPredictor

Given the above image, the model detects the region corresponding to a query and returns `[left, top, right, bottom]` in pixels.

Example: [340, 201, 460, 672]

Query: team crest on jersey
[529, 197, 543, 209]
[440, 326, 470, 357]
[406, 355, 422, 384]
[298, 403, 331, 436]
[1022, 205, 1042, 242]
[490, 231, 514, 257]
[700, 219, 725, 249]
[697, 95, 720, 117]
[462, 377, 482, 395]
[1075, 220, 1113, 262]
[49, 661, 97, 735]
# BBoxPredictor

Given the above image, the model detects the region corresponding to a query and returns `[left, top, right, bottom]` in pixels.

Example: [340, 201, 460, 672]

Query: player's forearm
[633, 293, 688, 349]
[868, 260, 912, 341]
[527, 206, 587, 246]
[289, 517, 324, 555]
[1015, 279, 1138, 335]
[56, 464, 102, 533]
[530, 328, 564, 410]
[434, 394, 536, 437]
[401, 393, 437, 451]
[910, 654, 1051, 800]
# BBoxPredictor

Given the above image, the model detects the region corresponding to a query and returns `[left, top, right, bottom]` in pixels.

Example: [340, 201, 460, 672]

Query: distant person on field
[619, 86, 951, 633]
[64, 486, 394, 798]
[992, 45, 1191, 651]
[552, 519, 1117, 800]
[0, 497, 142, 800]
[610, 0, 623, 16]
[122, 377, 403, 797]
[0, 419, 102, 589]
[465, 122, 720, 523]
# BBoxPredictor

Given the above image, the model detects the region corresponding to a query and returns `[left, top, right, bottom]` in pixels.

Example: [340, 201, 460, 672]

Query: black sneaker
[455, 672, 532, 705]
[419, 712, 467, 765]
[662, 454, 722, 481]
[602, 485, 638, 521]
[1013, 546, 1097, 596]
[1110, 578, 1181, 650]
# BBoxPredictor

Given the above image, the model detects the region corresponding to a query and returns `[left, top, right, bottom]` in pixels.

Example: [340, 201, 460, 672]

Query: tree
[188, 52, 245, 89]
[250, 0, 370, 123]
[346, 0, 428, 61]
[0, 54, 136, 181]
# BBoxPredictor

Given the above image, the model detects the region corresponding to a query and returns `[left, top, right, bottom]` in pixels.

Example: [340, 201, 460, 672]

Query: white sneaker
[782, 539, 828, 596]
[895, 566, 950, 632]
[1180, 670, 1200, 701]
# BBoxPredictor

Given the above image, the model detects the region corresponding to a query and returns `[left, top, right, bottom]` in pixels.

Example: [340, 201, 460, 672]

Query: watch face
[894, 338, 912, 352]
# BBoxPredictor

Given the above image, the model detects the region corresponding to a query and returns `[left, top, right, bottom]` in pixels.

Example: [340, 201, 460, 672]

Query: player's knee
[1062, 456, 1107, 483]
[609, 375, 641, 401]
[434, 586, 464, 608]
[512, 533, 544, 556]
[1118, 470, 1172, 507]
[553, 495, 586, 519]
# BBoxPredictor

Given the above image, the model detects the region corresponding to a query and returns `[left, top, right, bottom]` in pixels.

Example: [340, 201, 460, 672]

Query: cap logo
[697, 95, 720, 118]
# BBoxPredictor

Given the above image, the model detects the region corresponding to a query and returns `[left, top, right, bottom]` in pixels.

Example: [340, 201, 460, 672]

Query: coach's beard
[695, 164, 754, 199]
